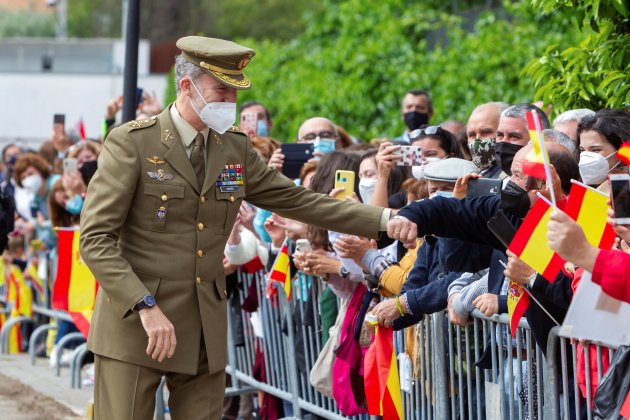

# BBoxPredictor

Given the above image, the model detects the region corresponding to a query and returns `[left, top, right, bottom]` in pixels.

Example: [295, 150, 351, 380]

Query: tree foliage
[524, 0, 630, 117]
[0, 10, 56, 37]
[235, 0, 581, 142]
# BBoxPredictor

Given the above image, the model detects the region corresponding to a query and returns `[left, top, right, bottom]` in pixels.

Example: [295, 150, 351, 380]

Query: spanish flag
[25, 262, 45, 299]
[507, 280, 530, 338]
[52, 229, 98, 339]
[508, 197, 564, 282]
[564, 181, 616, 252]
[522, 111, 550, 179]
[364, 325, 403, 419]
[268, 240, 292, 299]
[616, 141, 630, 166]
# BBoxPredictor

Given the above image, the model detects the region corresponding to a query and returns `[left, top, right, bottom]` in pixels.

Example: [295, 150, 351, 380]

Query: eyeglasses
[300, 130, 337, 142]
[409, 125, 443, 141]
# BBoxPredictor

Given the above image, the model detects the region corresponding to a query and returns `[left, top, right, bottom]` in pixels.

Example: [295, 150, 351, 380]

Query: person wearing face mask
[576, 109, 630, 189]
[79, 36, 395, 419]
[239, 100, 273, 137]
[12, 153, 60, 221]
[494, 103, 550, 176]
[394, 89, 434, 143]
[465, 102, 510, 180]
[408, 125, 462, 181]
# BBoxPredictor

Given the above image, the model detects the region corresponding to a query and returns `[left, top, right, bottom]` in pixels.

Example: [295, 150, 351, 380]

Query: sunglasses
[409, 125, 443, 141]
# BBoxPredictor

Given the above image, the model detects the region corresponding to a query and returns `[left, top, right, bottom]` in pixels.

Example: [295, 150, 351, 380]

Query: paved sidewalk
[0, 353, 92, 419]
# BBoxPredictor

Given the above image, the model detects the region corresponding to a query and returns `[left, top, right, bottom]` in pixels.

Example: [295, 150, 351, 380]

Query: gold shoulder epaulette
[127, 115, 158, 132]
[228, 125, 241, 132]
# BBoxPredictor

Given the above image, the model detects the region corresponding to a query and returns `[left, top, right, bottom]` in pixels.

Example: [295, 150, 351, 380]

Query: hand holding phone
[609, 174, 630, 225]
[334, 170, 356, 200]
[63, 158, 78, 174]
[295, 238, 313, 255]
[240, 112, 258, 136]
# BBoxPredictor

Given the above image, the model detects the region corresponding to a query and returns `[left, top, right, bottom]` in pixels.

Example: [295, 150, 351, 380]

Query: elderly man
[465, 102, 510, 179]
[80, 36, 391, 419]
[552, 108, 595, 142]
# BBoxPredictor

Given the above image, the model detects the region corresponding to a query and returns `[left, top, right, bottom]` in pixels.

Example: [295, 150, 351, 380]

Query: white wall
[0, 72, 168, 149]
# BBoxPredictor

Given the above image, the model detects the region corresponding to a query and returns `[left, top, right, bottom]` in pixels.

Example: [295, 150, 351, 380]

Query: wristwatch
[132, 294, 156, 312]
[339, 265, 350, 279]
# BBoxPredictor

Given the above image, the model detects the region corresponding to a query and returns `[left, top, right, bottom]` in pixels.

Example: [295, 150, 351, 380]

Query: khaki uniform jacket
[80, 105, 384, 375]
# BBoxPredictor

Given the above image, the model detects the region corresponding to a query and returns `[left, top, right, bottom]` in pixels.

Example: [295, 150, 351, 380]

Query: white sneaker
[49, 347, 59, 368]
[59, 349, 74, 367]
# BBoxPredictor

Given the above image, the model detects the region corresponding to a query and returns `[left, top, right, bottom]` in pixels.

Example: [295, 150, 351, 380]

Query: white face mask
[189, 81, 236, 134]
[22, 174, 43, 194]
[358, 178, 377, 204]
[578, 151, 617, 186]
[411, 157, 441, 180]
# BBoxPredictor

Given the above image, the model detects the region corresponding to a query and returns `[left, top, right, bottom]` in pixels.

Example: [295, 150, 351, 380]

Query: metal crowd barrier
[545, 326, 618, 420]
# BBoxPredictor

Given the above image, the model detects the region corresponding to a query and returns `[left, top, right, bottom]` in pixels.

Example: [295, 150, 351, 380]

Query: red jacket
[592, 249, 630, 304]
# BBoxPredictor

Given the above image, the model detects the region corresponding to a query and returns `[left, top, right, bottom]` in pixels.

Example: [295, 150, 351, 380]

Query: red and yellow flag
[25, 262, 45, 299]
[364, 326, 403, 420]
[616, 141, 630, 166]
[507, 280, 530, 338]
[509, 197, 565, 282]
[522, 111, 550, 179]
[52, 229, 98, 339]
[3, 265, 33, 353]
[564, 181, 616, 252]
[268, 241, 292, 299]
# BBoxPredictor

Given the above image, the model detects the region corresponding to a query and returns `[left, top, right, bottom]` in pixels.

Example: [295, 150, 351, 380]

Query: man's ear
[179, 77, 192, 97]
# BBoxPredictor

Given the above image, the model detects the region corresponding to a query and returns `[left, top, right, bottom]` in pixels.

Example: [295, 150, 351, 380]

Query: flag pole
[530, 111, 557, 208]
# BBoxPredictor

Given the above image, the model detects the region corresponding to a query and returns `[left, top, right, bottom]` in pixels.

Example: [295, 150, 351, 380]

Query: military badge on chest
[217, 163, 244, 193]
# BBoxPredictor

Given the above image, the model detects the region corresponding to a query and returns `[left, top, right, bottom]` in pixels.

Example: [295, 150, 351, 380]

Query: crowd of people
[1, 80, 629, 418]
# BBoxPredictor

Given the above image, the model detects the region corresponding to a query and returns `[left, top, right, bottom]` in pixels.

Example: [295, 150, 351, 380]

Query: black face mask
[403, 111, 430, 131]
[79, 160, 98, 186]
[500, 180, 530, 218]
[494, 142, 524, 176]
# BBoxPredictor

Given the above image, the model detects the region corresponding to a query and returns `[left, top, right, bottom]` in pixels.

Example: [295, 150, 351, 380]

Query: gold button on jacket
[79, 104, 384, 375]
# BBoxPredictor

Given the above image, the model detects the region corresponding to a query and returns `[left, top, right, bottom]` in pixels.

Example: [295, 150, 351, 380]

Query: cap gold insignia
[236, 55, 251, 70]
[129, 120, 142, 128]
[146, 156, 165, 165]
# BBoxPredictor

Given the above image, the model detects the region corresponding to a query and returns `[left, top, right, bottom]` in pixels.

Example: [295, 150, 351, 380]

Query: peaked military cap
[176, 36, 255, 90]
[424, 158, 479, 182]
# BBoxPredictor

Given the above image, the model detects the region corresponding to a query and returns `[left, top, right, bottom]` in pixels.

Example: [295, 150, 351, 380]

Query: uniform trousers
[94, 335, 224, 420]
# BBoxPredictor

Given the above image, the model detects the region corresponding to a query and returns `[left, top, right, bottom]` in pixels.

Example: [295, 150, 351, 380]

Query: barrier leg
[29, 323, 57, 365]
[53, 332, 86, 376]
[0, 316, 32, 354]
[70, 342, 88, 388]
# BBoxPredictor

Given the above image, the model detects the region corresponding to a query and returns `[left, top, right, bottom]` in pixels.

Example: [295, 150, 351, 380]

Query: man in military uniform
[80, 36, 392, 419]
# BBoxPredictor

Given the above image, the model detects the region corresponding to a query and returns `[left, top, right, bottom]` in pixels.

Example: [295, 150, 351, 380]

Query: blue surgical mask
[65, 194, 84, 215]
[253, 208, 272, 243]
[256, 120, 269, 137]
[432, 190, 454, 199]
[313, 138, 336, 155]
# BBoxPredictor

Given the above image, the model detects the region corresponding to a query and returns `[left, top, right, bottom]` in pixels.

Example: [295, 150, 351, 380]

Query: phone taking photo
[609, 173, 630, 225]
[63, 158, 78, 174]
[240, 112, 258, 135]
[334, 170, 356, 200]
[394, 146, 422, 166]
[295, 239, 313, 255]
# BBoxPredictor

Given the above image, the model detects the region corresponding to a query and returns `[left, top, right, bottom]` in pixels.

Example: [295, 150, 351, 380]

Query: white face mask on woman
[189, 80, 236, 134]
[578, 151, 618, 186]
[22, 174, 43, 194]
[358, 178, 377, 204]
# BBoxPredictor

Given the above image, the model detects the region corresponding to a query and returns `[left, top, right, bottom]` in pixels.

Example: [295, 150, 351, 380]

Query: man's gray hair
[543, 128, 577, 157]
[501, 103, 551, 129]
[491, 102, 510, 113]
[553, 108, 595, 127]
[174, 54, 206, 93]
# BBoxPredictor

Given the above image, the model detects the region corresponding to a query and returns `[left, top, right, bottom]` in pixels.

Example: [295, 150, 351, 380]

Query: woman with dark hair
[359, 149, 410, 208]
[577, 108, 630, 188]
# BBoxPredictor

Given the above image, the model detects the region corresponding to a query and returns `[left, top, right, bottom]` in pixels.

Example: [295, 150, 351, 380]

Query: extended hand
[334, 235, 374, 265]
[138, 305, 176, 362]
[370, 299, 401, 328]
[547, 209, 598, 269]
[386, 215, 418, 246]
[453, 173, 481, 199]
[504, 251, 535, 285]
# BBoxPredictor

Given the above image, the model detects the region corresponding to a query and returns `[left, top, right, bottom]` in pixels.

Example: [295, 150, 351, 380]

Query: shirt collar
[170, 103, 209, 148]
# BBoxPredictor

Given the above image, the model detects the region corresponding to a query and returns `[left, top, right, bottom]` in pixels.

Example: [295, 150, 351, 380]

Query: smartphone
[281, 143, 314, 179]
[240, 112, 258, 135]
[609, 173, 630, 225]
[467, 178, 502, 198]
[295, 238, 313, 255]
[394, 145, 422, 166]
[136, 87, 144, 108]
[63, 158, 78, 174]
[334, 170, 356, 200]
[53, 114, 65, 125]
